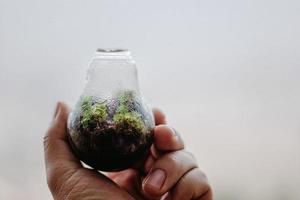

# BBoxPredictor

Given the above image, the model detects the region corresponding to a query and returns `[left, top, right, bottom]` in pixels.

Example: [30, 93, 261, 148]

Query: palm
[107, 169, 144, 199]
[60, 156, 149, 199]
[58, 167, 136, 200]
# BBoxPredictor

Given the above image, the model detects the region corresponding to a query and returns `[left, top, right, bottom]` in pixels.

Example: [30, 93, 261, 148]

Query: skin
[43, 102, 213, 200]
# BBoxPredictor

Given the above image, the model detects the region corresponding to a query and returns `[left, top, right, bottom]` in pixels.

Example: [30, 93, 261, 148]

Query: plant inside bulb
[68, 90, 154, 171]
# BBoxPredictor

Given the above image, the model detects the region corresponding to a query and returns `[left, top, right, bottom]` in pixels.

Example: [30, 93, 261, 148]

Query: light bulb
[67, 49, 155, 171]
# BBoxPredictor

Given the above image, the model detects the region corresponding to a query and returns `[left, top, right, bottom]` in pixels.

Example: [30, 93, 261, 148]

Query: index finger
[152, 108, 167, 125]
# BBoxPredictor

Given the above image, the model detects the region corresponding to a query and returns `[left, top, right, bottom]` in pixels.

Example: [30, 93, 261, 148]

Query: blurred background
[1, 0, 300, 199]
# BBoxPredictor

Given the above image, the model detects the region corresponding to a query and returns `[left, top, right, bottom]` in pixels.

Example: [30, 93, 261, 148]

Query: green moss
[92, 104, 108, 121]
[81, 111, 92, 129]
[117, 104, 129, 114]
[113, 112, 145, 134]
[119, 90, 135, 105]
[80, 91, 145, 132]
[80, 96, 108, 129]
[81, 96, 92, 111]
[113, 90, 146, 134]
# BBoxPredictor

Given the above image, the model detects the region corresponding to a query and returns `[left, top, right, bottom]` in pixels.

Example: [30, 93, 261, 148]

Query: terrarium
[67, 49, 155, 171]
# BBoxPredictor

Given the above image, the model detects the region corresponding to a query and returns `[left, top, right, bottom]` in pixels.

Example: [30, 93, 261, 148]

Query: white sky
[1, 0, 300, 199]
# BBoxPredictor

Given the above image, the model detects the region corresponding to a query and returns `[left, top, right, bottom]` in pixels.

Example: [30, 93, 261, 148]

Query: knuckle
[199, 170, 207, 178]
[192, 168, 210, 188]
[181, 151, 198, 168]
[161, 150, 198, 169]
[172, 168, 212, 200]
[184, 151, 196, 161]
[186, 168, 211, 188]
[164, 150, 197, 168]
[166, 151, 181, 165]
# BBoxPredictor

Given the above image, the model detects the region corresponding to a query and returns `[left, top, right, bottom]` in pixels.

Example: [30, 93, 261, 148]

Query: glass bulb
[67, 49, 155, 171]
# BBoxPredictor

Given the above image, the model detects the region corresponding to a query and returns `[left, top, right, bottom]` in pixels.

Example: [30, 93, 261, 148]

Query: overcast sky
[1, 0, 300, 199]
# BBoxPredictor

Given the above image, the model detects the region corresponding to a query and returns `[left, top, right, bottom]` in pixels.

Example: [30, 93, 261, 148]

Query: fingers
[152, 108, 184, 152]
[144, 125, 185, 177]
[146, 108, 212, 199]
[153, 125, 184, 152]
[142, 150, 198, 198]
[152, 108, 167, 125]
[43, 102, 82, 193]
[169, 168, 212, 200]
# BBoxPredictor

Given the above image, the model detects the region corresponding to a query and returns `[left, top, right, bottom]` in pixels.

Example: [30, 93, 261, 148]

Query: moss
[113, 111, 145, 134]
[80, 91, 145, 133]
[81, 96, 92, 111]
[80, 96, 108, 129]
[113, 91, 146, 134]
[92, 104, 108, 120]
[117, 104, 129, 114]
[119, 90, 133, 103]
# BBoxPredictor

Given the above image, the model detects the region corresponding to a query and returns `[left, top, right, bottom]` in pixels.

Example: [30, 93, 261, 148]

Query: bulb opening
[97, 48, 128, 53]
[93, 48, 133, 63]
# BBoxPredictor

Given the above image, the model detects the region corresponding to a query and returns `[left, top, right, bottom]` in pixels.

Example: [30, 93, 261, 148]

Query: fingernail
[161, 193, 171, 200]
[53, 102, 61, 119]
[169, 127, 177, 137]
[144, 169, 166, 190]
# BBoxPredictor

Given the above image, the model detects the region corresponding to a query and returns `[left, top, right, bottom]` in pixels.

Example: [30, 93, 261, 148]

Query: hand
[43, 102, 212, 200]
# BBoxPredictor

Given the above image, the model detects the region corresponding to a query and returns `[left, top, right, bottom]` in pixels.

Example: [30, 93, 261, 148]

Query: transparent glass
[67, 49, 155, 171]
